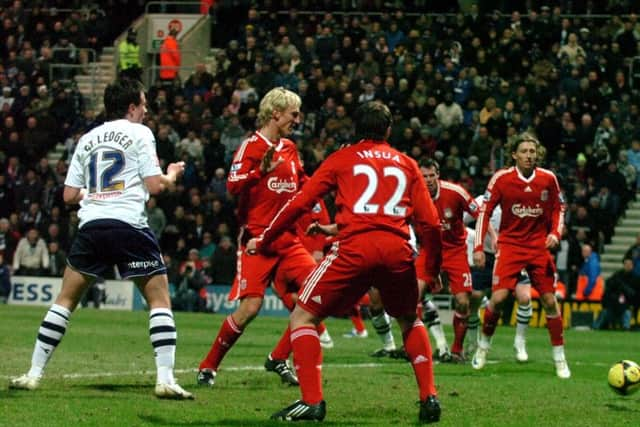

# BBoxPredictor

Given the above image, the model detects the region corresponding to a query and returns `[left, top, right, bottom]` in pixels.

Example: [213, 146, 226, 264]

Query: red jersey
[433, 180, 479, 250]
[258, 140, 442, 277]
[227, 131, 306, 237]
[474, 166, 564, 251]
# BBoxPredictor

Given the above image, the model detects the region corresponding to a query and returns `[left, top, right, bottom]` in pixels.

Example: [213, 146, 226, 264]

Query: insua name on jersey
[356, 149, 401, 162]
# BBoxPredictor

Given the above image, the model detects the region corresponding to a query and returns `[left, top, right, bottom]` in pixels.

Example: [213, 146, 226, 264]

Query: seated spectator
[46, 241, 66, 277]
[624, 232, 640, 278]
[593, 258, 638, 330]
[209, 235, 236, 285]
[575, 243, 603, 301]
[12, 228, 49, 276]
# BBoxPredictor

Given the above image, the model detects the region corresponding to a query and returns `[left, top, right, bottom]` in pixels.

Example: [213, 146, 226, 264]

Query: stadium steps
[74, 47, 115, 110]
[601, 199, 640, 278]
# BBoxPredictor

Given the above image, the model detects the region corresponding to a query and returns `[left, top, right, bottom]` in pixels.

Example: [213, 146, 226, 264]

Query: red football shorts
[230, 238, 316, 301]
[492, 243, 557, 295]
[415, 244, 471, 295]
[297, 230, 419, 319]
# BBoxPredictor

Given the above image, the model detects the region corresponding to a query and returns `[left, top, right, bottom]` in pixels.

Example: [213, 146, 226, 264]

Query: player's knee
[237, 297, 263, 324]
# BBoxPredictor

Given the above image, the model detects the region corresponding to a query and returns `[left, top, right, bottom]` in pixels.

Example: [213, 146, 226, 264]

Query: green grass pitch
[1, 305, 639, 426]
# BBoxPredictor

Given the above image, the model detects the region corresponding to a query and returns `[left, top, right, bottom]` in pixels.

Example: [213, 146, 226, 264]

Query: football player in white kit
[9, 78, 193, 399]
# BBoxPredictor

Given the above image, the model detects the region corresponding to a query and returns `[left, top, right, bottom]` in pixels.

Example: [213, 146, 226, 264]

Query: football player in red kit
[471, 133, 570, 379]
[197, 87, 318, 387]
[248, 101, 443, 423]
[417, 158, 479, 362]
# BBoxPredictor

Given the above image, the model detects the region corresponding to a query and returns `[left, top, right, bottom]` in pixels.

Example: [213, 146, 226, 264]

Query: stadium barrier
[8, 276, 145, 311]
[9, 278, 638, 329]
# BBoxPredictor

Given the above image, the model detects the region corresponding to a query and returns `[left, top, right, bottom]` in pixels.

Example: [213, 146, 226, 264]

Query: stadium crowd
[2, 1, 640, 313]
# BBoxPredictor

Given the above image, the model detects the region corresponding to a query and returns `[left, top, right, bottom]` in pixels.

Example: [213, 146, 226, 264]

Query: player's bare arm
[306, 222, 338, 236]
[146, 161, 185, 194]
[62, 186, 87, 205]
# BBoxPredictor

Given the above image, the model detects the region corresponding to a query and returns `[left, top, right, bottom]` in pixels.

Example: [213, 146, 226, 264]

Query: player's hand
[545, 234, 559, 249]
[473, 251, 486, 269]
[305, 221, 338, 236]
[260, 146, 284, 174]
[167, 161, 186, 178]
[245, 238, 258, 255]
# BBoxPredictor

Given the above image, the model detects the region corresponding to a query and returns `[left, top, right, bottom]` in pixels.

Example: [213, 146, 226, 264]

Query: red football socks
[199, 315, 243, 371]
[270, 325, 292, 360]
[291, 326, 323, 404]
[451, 312, 469, 354]
[481, 305, 501, 338]
[546, 314, 564, 346]
[403, 320, 437, 400]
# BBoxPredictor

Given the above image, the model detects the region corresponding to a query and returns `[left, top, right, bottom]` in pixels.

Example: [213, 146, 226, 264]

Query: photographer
[172, 259, 207, 312]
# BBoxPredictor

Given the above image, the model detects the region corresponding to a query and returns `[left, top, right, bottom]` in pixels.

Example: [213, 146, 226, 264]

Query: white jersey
[463, 195, 501, 254]
[65, 119, 162, 229]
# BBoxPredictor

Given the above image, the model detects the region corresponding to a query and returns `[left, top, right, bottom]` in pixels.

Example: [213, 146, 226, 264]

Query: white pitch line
[0, 360, 610, 381]
[0, 363, 385, 381]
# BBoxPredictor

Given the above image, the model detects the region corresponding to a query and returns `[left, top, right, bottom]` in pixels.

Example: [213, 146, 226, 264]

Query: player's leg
[136, 273, 193, 399]
[270, 303, 327, 421]
[447, 251, 473, 362]
[381, 267, 440, 423]
[472, 247, 521, 370]
[514, 274, 532, 362]
[530, 256, 570, 378]
[467, 252, 494, 357]
[272, 241, 364, 421]
[421, 291, 451, 362]
[9, 266, 90, 390]
[198, 249, 276, 386]
[266, 245, 325, 385]
[344, 302, 368, 338]
[198, 295, 263, 385]
[368, 286, 398, 357]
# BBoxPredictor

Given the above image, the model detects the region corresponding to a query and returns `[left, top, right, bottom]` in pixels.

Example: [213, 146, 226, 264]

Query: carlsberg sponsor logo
[511, 204, 543, 218]
[267, 177, 297, 194]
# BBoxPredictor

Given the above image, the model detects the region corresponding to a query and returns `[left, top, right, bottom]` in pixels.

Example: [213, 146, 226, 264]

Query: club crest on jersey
[312, 202, 322, 213]
[231, 163, 242, 171]
[267, 177, 297, 194]
[443, 208, 453, 218]
[541, 190, 548, 201]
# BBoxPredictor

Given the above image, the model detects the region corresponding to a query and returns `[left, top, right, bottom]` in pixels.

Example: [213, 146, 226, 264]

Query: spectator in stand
[12, 227, 49, 276]
[118, 28, 142, 81]
[575, 243, 603, 301]
[208, 235, 235, 285]
[624, 232, 640, 278]
[46, 241, 66, 278]
[593, 258, 638, 330]
[0, 252, 10, 303]
[159, 27, 181, 83]
[146, 196, 167, 241]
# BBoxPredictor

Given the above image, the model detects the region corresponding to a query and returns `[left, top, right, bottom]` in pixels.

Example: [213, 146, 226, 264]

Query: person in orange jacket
[160, 27, 181, 81]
